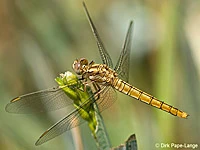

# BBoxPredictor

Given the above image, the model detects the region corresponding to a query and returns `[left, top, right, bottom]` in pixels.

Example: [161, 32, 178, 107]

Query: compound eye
[72, 60, 81, 74]
[80, 58, 88, 65]
[72, 60, 78, 68]
[72, 60, 76, 68]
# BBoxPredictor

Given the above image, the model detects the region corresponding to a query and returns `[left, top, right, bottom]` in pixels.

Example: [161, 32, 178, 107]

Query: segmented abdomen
[112, 77, 188, 118]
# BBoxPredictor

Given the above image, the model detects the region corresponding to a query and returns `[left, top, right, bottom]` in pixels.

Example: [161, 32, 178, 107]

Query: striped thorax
[73, 58, 117, 84]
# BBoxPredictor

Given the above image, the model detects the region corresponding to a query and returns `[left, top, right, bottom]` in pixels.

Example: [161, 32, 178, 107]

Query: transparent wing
[35, 84, 116, 145]
[114, 21, 134, 82]
[35, 108, 86, 146]
[94, 85, 117, 112]
[83, 2, 113, 68]
[5, 86, 74, 114]
[86, 81, 117, 112]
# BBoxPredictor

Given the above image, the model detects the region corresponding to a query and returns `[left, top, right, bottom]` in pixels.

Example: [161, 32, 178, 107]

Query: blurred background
[0, 0, 199, 150]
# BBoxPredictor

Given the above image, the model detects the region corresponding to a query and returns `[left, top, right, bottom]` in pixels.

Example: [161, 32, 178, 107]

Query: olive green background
[0, 0, 199, 150]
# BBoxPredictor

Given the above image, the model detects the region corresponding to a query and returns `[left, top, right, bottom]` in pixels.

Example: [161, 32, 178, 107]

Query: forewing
[5, 86, 74, 114]
[90, 83, 117, 113]
[114, 21, 134, 82]
[83, 2, 113, 68]
[35, 84, 117, 145]
[35, 108, 85, 145]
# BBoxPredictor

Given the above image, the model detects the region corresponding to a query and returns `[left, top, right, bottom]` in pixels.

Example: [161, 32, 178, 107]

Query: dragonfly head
[72, 58, 89, 75]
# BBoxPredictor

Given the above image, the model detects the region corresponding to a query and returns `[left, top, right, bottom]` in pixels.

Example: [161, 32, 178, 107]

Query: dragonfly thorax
[73, 58, 118, 84]
[86, 64, 118, 84]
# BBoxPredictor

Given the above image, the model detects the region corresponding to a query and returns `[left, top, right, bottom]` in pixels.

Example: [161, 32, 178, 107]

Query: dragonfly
[5, 1, 188, 146]
[72, 2, 188, 119]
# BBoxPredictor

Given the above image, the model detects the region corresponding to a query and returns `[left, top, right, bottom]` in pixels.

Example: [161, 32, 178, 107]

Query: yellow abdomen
[112, 77, 188, 118]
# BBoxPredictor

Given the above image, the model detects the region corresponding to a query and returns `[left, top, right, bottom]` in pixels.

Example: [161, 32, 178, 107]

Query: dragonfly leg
[77, 75, 85, 80]
[89, 60, 95, 66]
[92, 82, 101, 100]
[77, 79, 95, 92]
[83, 81, 91, 92]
